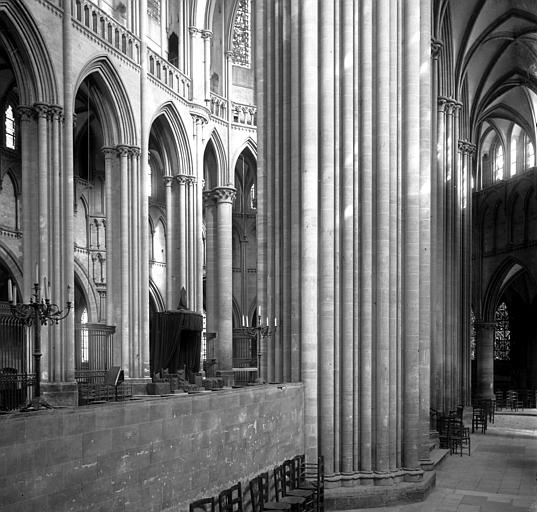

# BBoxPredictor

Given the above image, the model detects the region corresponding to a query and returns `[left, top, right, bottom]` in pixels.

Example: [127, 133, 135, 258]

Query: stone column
[129, 147, 141, 377]
[187, 177, 196, 309]
[62, 0, 75, 387]
[189, 27, 204, 102]
[214, 186, 236, 385]
[201, 30, 212, 103]
[475, 322, 495, 400]
[139, 0, 150, 381]
[164, 175, 175, 308]
[203, 191, 217, 346]
[117, 145, 131, 376]
[103, 147, 116, 324]
[50, 106, 63, 382]
[176, 174, 188, 297]
[17, 107, 35, 301]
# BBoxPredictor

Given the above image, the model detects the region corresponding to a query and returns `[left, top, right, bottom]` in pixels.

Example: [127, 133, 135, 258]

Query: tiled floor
[338, 411, 537, 512]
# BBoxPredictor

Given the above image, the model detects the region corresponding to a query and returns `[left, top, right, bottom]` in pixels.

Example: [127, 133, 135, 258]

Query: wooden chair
[274, 465, 307, 512]
[494, 390, 504, 410]
[447, 418, 471, 456]
[471, 406, 487, 434]
[249, 473, 291, 512]
[294, 454, 324, 512]
[219, 482, 243, 512]
[189, 497, 215, 512]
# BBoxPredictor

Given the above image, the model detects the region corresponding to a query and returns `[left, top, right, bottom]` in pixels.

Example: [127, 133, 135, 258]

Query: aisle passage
[333, 412, 537, 512]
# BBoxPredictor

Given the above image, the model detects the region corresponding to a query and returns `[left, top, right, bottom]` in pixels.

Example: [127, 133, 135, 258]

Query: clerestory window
[5, 104, 15, 149]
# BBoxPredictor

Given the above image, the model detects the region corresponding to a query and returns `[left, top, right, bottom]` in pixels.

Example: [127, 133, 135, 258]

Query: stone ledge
[325, 470, 436, 510]
[420, 448, 450, 471]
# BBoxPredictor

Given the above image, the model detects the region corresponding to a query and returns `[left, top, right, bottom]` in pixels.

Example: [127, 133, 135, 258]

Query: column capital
[176, 174, 190, 185]
[49, 105, 64, 122]
[163, 175, 174, 187]
[101, 146, 117, 158]
[116, 144, 131, 157]
[431, 38, 443, 59]
[201, 30, 213, 39]
[130, 146, 141, 158]
[213, 185, 236, 204]
[33, 102, 51, 119]
[437, 96, 449, 112]
[458, 139, 476, 155]
[17, 105, 34, 122]
[203, 190, 216, 207]
[188, 26, 202, 36]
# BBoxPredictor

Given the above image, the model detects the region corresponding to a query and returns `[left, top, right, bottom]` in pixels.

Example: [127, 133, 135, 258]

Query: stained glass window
[81, 308, 89, 363]
[470, 310, 476, 360]
[510, 133, 517, 176]
[494, 302, 510, 361]
[231, 0, 251, 68]
[494, 143, 504, 181]
[5, 104, 15, 149]
[147, 0, 160, 22]
[526, 137, 534, 168]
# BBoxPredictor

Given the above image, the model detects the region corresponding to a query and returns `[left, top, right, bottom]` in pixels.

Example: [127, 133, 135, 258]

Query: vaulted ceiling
[438, 0, 537, 150]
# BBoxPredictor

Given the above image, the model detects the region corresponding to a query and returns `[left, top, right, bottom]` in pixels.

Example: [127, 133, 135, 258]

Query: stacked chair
[437, 406, 471, 456]
[189, 454, 325, 512]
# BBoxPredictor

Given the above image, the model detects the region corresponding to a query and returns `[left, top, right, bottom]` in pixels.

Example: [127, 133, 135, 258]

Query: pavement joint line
[448, 488, 537, 500]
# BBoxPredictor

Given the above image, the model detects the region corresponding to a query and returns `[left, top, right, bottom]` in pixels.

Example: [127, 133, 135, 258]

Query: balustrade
[72, 0, 140, 64]
[209, 93, 228, 121]
[232, 101, 257, 127]
[147, 48, 191, 99]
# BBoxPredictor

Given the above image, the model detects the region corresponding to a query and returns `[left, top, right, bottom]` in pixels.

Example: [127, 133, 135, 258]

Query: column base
[216, 370, 235, 387]
[325, 469, 433, 509]
[41, 381, 78, 407]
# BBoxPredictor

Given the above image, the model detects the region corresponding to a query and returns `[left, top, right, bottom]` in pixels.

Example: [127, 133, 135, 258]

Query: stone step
[420, 448, 450, 471]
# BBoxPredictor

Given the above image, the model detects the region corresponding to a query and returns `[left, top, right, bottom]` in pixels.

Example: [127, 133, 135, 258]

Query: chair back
[249, 476, 263, 512]
[189, 497, 215, 512]
[219, 482, 243, 512]
[273, 465, 285, 500]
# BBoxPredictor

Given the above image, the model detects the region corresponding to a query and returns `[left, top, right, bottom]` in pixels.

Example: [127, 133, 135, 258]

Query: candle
[67, 285, 72, 303]
[259, 306, 262, 318]
[245, 315, 249, 327]
[12, 284, 16, 306]
[43, 276, 49, 300]
[7, 279, 12, 302]
[35, 263, 38, 284]
[274, 317, 278, 327]
[242, 314, 245, 327]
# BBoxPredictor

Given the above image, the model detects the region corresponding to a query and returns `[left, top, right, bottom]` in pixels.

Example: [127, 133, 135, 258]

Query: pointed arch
[230, 137, 257, 172]
[205, 129, 228, 186]
[482, 257, 533, 321]
[150, 102, 193, 175]
[74, 56, 137, 146]
[73, 260, 99, 323]
[0, 0, 58, 105]
[149, 279, 165, 312]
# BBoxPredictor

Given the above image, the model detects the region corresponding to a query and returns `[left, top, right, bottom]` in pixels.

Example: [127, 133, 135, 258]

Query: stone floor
[334, 410, 537, 512]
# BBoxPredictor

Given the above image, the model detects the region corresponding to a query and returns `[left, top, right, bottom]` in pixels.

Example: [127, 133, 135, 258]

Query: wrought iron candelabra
[242, 309, 277, 380]
[8, 279, 72, 410]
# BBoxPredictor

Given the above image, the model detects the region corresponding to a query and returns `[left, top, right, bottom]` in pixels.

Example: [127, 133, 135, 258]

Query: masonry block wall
[0, 384, 304, 512]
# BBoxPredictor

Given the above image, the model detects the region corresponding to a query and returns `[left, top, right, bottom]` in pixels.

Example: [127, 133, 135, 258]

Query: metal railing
[0, 303, 34, 411]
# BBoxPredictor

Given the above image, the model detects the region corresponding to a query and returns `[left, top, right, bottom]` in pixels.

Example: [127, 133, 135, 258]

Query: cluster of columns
[255, 0, 431, 486]
[203, 186, 236, 383]
[101, 145, 150, 380]
[431, 37, 475, 412]
[17, 102, 74, 386]
[163, 173, 199, 310]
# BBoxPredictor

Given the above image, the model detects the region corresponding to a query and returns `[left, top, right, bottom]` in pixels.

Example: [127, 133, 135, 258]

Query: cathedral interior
[0, 0, 536, 511]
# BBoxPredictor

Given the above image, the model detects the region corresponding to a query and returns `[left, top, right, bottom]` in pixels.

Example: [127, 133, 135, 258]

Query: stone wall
[0, 383, 304, 512]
